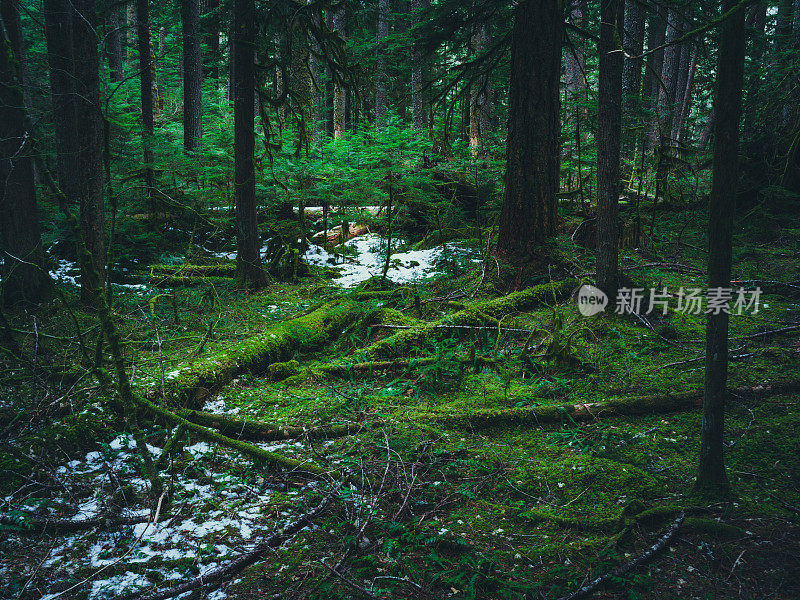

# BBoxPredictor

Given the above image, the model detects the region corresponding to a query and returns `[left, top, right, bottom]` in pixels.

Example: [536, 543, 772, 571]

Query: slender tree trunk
[651, 8, 681, 148]
[137, 0, 155, 197]
[332, 6, 345, 139]
[289, 12, 312, 153]
[181, 0, 203, 152]
[410, 0, 428, 131]
[0, 0, 52, 305]
[564, 0, 587, 106]
[641, 7, 666, 153]
[310, 8, 324, 139]
[675, 43, 698, 145]
[375, 0, 389, 128]
[203, 0, 219, 80]
[496, 0, 561, 259]
[621, 0, 645, 166]
[233, 0, 265, 286]
[43, 0, 78, 204]
[596, 0, 624, 302]
[468, 25, 491, 152]
[695, 0, 746, 502]
[71, 0, 106, 303]
[106, 8, 124, 82]
[126, 3, 136, 66]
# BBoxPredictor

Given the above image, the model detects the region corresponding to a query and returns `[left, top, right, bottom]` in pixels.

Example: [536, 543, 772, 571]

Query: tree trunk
[43, 0, 78, 206]
[641, 7, 666, 153]
[181, 0, 203, 152]
[651, 8, 681, 147]
[233, 0, 265, 286]
[71, 0, 106, 304]
[105, 8, 124, 82]
[410, 0, 428, 131]
[596, 0, 624, 302]
[621, 0, 645, 165]
[202, 0, 219, 80]
[126, 3, 136, 66]
[496, 0, 561, 259]
[564, 0, 587, 105]
[332, 6, 345, 139]
[375, 0, 389, 128]
[0, 0, 52, 305]
[695, 0, 746, 502]
[137, 0, 155, 198]
[469, 25, 491, 152]
[675, 43, 698, 145]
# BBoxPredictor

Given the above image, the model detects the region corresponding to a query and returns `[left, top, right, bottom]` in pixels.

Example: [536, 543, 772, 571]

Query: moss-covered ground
[1, 204, 799, 600]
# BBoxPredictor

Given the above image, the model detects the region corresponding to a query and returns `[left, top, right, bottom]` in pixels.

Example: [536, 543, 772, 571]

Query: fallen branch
[178, 409, 385, 442]
[120, 483, 342, 600]
[553, 512, 685, 600]
[135, 395, 328, 475]
[364, 279, 579, 358]
[0, 514, 150, 535]
[423, 380, 800, 429]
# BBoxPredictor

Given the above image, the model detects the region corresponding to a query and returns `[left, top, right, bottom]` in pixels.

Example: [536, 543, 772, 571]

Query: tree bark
[181, 0, 203, 152]
[0, 0, 52, 305]
[71, 0, 105, 304]
[641, 7, 666, 153]
[596, 0, 624, 302]
[651, 8, 681, 147]
[233, 0, 265, 286]
[105, 8, 124, 83]
[695, 0, 746, 501]
[675, 43, 698, 145]
[496, 0, 562, 259]
[375, 0, 389, 128]
[332, 6, 345, 139]
[137, 0, 155, 196]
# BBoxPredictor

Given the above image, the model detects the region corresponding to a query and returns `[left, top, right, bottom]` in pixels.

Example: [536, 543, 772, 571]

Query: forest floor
[1, 202, 799, 600]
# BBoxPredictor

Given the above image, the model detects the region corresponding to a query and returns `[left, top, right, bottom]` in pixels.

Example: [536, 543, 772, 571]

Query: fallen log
[134, 396, 328, 475]
[424, 380, 800, 429]
[177, 409, 384, 442]
[157, 298, 363, 405]
[363, 278, 580, 358]
[0, 514, 150, 535]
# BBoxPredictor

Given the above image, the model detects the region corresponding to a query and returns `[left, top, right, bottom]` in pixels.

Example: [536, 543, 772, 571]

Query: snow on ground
[304, 233, 481, 287]
[3, 429, 318, 599]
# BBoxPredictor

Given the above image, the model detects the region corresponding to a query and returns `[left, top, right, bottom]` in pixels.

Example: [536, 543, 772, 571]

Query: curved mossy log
[363, 278, 580, 358]
[177, 409, 385, 441]
[158, 299, 363, 405]
[134, 396, 328, 475]
[425, 380, 800, 429]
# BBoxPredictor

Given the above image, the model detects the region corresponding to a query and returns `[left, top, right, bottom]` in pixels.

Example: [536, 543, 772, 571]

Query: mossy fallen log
[134, 396, 327, 475]
[148, 275, 235, 288]
[363, 278, 580, 358]
[177, 409, 385, 441]
[424, 380, 800, 429]
[156, 299, 363, 405]
[148, 263, 238, 277]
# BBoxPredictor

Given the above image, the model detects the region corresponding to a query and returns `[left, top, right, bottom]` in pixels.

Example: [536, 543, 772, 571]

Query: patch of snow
[303, 234, 480, 287]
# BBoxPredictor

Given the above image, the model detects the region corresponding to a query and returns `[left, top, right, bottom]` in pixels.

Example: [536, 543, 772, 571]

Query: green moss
[269, 360, 301, 381]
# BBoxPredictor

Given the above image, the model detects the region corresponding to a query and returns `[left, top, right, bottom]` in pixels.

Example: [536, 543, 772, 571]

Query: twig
[320, 560, 381, 600]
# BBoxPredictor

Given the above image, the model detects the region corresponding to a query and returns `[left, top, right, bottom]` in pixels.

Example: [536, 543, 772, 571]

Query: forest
[0, 0, 799, 597]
